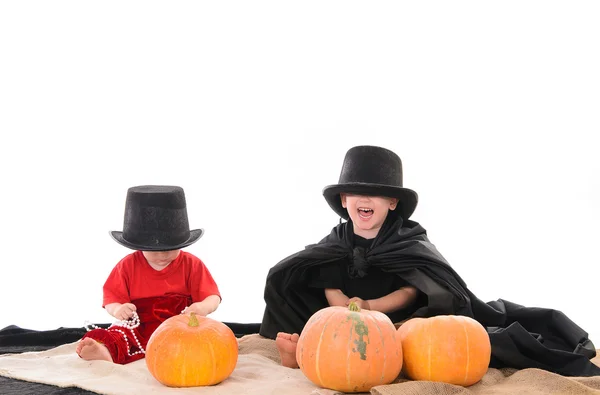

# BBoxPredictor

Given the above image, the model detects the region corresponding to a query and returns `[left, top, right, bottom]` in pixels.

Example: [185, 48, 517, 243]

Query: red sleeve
[102, 256, 132, 307]
[190, 258, 221, 303]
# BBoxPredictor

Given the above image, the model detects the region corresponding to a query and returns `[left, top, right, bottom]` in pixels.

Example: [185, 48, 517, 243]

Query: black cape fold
[259, 217, 599, 376]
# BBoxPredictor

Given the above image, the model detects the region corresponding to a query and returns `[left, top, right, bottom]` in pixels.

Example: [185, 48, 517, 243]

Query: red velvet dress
[82, 251, 220, 364]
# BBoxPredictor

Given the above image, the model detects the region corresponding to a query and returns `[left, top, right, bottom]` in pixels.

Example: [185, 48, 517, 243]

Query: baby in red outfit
[76, 185, 221, 364]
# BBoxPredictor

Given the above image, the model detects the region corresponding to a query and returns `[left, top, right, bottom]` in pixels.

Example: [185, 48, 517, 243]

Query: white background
[1, 2, 598, 344]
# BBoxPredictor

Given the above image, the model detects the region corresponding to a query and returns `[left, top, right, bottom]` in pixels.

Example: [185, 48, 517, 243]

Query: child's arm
[183, 294, 221, 316]
[365, 286, 418, 313]
[104, 302, 137, 320]
[325, 288, 350, 307]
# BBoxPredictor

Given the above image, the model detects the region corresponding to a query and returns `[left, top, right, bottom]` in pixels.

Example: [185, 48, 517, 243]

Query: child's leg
[275, 332, 300, 368]
[78, 327, 146, 364]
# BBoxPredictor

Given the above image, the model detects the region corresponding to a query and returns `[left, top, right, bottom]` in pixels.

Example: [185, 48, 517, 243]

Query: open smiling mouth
[358, 207, 374, 220]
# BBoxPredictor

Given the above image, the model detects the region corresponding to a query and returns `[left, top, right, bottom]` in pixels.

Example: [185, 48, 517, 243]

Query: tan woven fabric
[0, 333, 599, 395]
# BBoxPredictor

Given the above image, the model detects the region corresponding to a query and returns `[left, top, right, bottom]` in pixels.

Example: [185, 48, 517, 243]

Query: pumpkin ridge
[179, 339, 188, 383]
[461, 317, 470, 386]
[208, 339, 216, 385]
[346, 313, 353, 391]
[315, 310, 333, 387]
[204, 325, 223, 338]
[427, 320, 432, 381]
[370, 314, 386, 385]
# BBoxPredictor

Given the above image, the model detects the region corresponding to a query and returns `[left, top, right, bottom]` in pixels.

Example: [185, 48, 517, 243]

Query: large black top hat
[322, 145, 418, 220]
[110, 185, 203, 251]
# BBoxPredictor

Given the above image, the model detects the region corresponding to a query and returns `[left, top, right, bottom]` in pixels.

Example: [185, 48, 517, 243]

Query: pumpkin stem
[348, 301, 361, 312]
[188, 312, 199, 327]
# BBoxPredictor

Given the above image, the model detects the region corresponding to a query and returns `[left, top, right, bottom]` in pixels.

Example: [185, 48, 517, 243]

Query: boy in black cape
[259, 145, 599, 376]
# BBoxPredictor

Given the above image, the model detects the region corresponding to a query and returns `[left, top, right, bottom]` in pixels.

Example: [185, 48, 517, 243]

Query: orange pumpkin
[296, 302, 403, 393]
[398, 315, 491, 386]
[145, 313, 238, 387]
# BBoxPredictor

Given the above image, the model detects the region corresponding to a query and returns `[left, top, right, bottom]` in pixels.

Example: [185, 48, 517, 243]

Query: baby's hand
[180, 295, 220, 317]
[346, 297, 370, 310]
[114, 303, 137, 321]
[182, 303, 210, 317]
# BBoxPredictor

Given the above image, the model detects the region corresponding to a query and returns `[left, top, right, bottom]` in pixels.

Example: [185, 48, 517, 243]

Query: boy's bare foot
[76, 338, 113, 362]
[276, 332, 299, 368]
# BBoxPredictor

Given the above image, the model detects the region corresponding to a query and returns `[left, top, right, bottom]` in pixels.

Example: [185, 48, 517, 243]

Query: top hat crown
[109, 185, 203, 251]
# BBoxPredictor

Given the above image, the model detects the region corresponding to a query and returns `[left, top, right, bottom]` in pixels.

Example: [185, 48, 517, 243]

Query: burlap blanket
[1, 334, 599, 395]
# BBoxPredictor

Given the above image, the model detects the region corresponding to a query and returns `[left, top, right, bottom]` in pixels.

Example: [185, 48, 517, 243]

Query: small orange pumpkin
[296, 302, 403, 393]
[145, 313, 238, 387]
[398, 315, 491, 386]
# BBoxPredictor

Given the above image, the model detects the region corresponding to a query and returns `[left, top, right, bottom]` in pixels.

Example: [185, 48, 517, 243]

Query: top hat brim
[323, 183, 418, 220]
[109, 229, 204, 251]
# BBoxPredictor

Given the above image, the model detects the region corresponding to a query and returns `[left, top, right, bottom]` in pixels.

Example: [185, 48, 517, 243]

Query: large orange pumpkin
[397, 315, 491, 386]
[296, 302, 403, 393]
[145, 313, 238, 387]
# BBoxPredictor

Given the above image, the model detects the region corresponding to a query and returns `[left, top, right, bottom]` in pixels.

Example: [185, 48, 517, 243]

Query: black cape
[259, 216, 600, 377]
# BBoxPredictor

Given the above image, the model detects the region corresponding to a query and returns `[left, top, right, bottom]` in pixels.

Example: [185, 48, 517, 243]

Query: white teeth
[358, 207, 374, 219]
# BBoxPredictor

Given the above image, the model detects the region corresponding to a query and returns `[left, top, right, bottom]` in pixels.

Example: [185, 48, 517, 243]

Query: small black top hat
[322, 145, 418, 220]
[110, 185, 203, 251]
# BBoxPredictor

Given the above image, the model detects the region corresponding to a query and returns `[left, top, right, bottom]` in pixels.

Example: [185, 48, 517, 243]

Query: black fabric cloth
[259, 216, 600, 377]
[0, 322, 261, 394]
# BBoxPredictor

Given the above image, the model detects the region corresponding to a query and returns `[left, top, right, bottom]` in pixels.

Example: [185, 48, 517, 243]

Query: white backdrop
[1, 1, 598, 344]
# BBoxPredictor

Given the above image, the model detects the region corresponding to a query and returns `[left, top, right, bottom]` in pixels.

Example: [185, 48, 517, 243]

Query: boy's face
[341, 194, 398, 239]
[142, 250, 180, 268]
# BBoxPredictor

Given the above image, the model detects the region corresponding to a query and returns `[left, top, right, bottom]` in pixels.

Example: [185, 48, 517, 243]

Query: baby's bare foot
[275, 332, 300, 368]
[76, 338, 113, 362]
